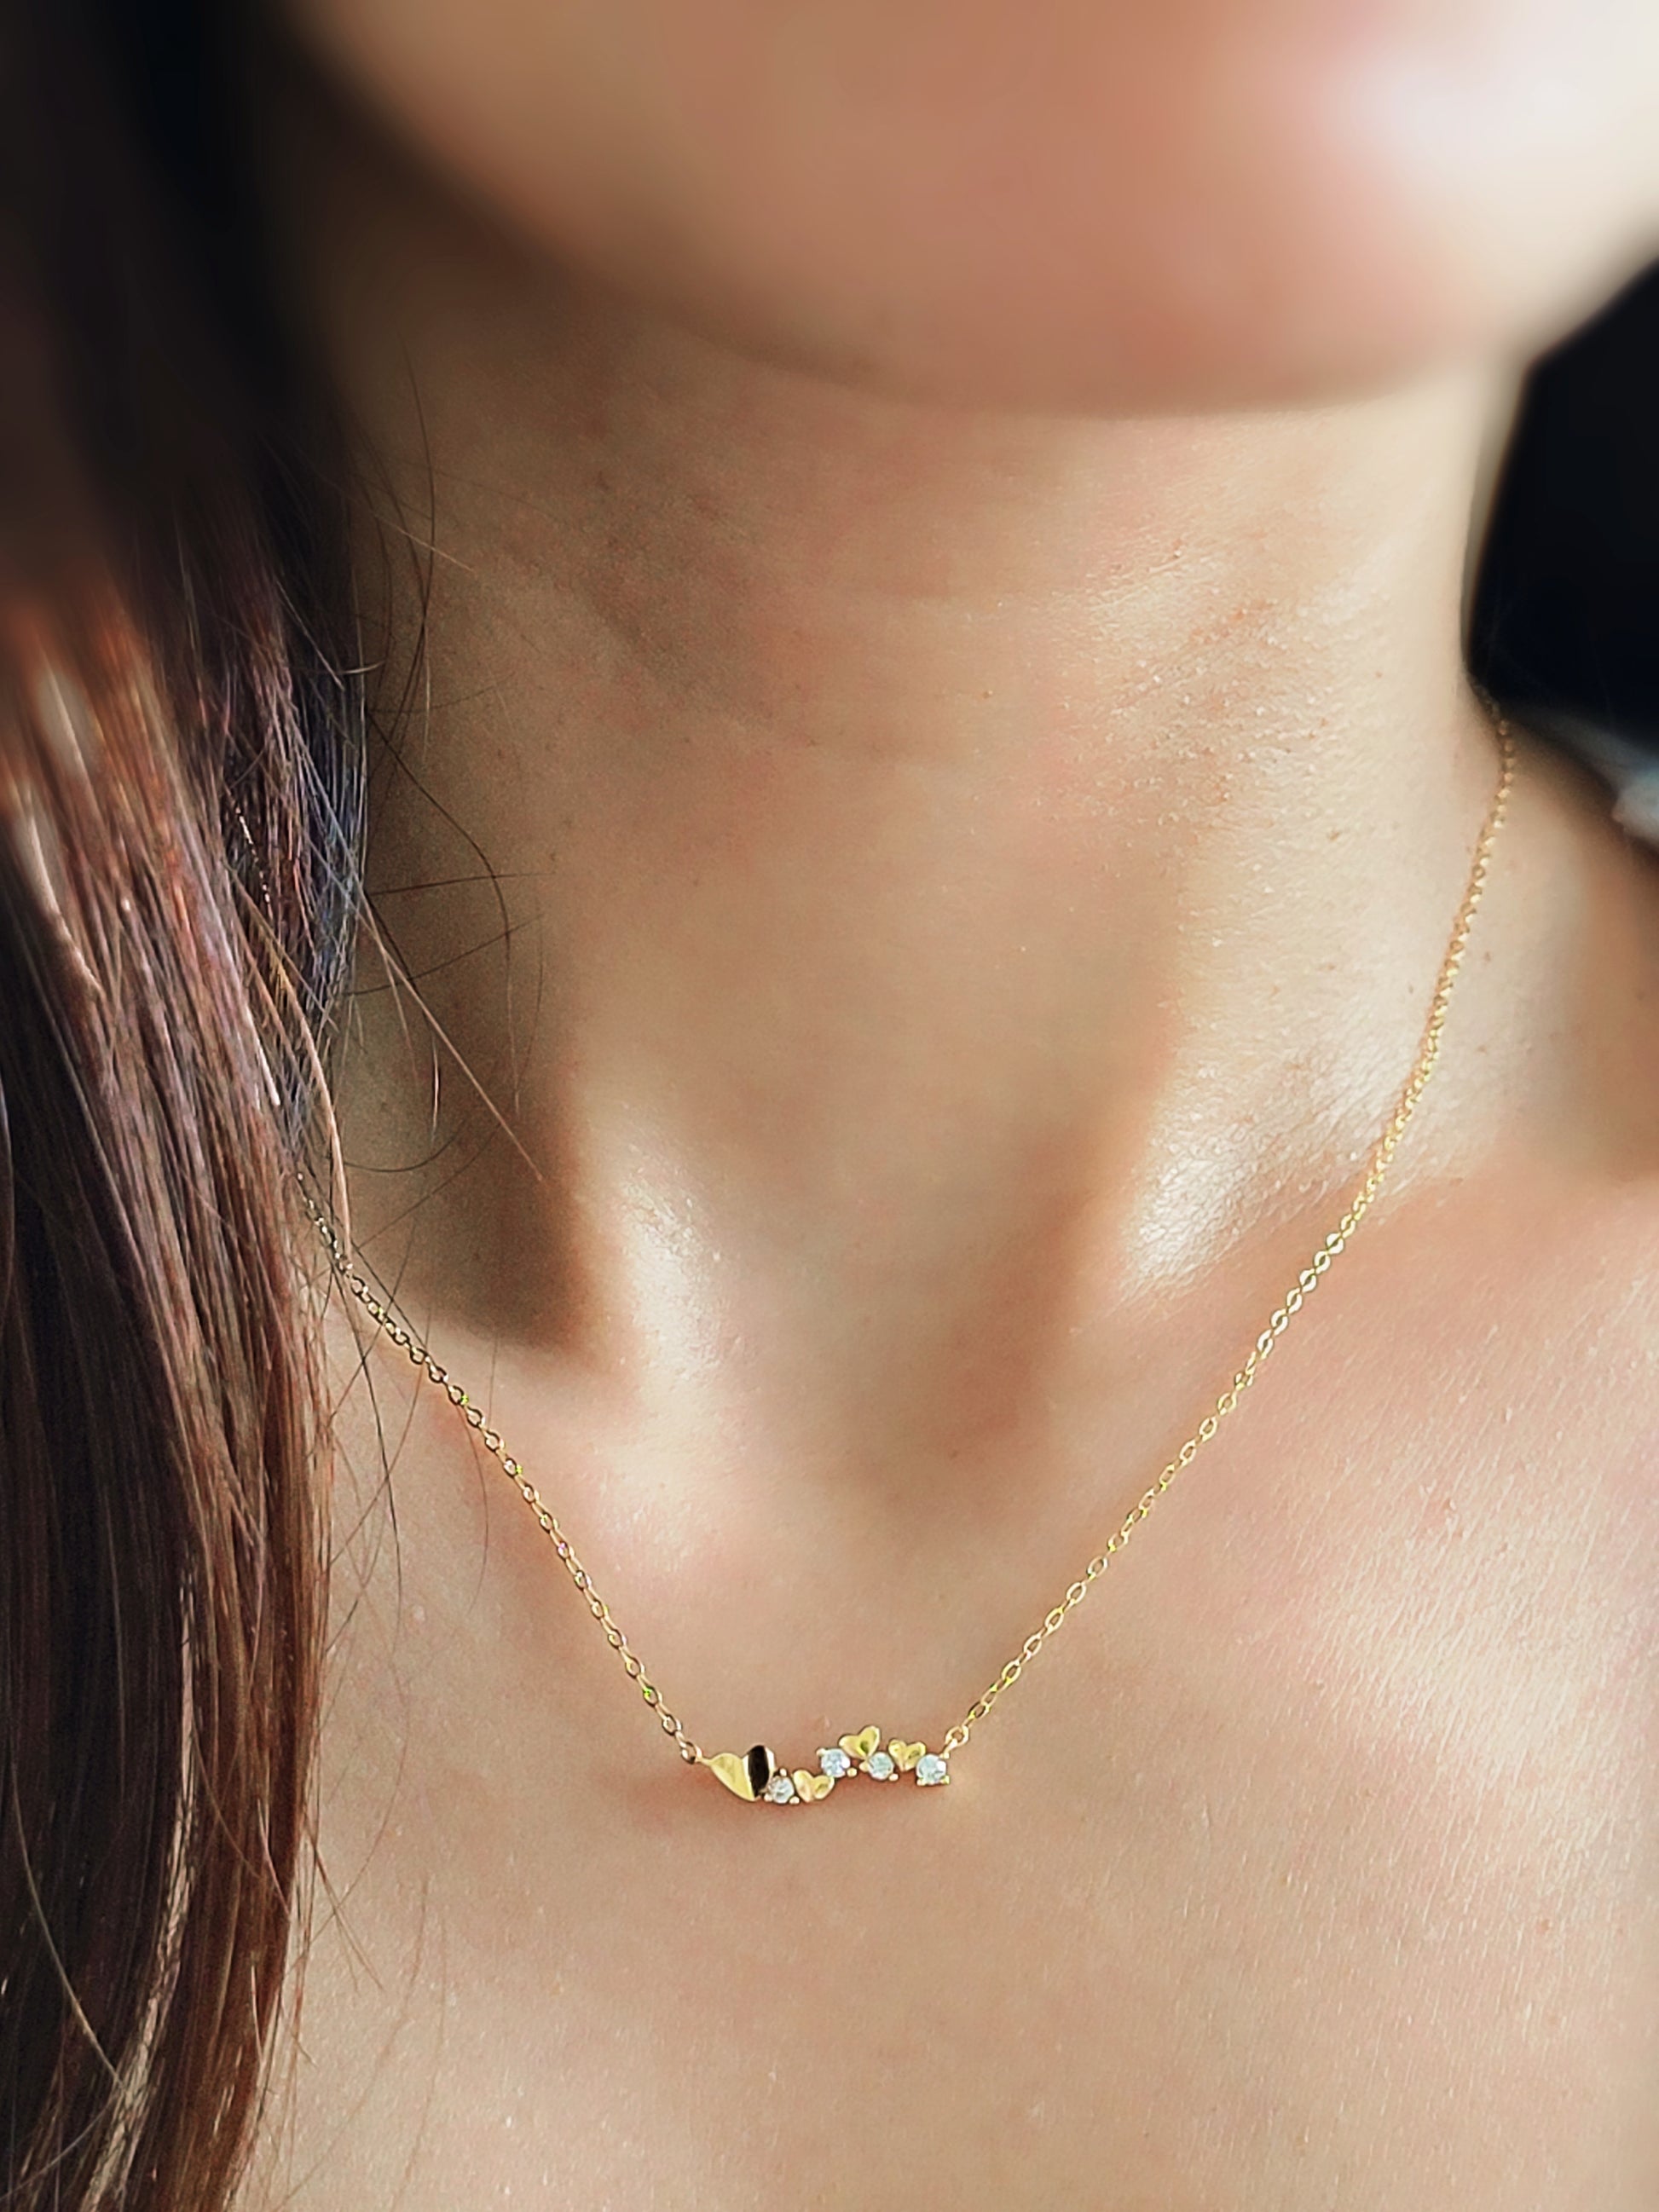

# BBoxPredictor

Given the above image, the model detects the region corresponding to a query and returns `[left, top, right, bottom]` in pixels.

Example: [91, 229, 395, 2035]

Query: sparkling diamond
[764, 1772, 797, 1804]
[915, 1753, 950, 1787]
[864, 1749, 897, 1781]
[818, 1747, 853, 1779]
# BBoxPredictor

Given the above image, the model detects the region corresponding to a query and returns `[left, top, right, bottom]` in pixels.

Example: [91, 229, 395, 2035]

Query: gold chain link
[309, 713, 1515, 1775]
[304, 1222, 710, 1763]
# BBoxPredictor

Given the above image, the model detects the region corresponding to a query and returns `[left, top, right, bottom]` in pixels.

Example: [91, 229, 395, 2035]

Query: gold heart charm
[839, 1725, 881, 1761]
[792, 1770, 834, 1801]
[707, 1746, 777, 1801]
[888, 1740, 925, 1770]
[707, 1752, 755, 1800]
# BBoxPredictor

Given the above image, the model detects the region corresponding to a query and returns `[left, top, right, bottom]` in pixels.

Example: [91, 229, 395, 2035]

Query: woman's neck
[313, 135, 1515, 1464]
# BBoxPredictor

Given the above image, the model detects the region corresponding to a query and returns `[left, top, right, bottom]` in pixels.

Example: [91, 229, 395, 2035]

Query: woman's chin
[292, 0, 1659, 413]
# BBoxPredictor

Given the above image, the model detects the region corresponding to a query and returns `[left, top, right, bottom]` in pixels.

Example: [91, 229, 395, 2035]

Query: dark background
[1474, 259, 1659, 750]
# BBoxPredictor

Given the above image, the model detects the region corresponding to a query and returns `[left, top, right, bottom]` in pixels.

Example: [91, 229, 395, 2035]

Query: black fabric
[1474, 260, 1659, 752]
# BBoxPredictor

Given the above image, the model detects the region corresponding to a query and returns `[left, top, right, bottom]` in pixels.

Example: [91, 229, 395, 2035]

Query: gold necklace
[310, 715, 1515, 1808]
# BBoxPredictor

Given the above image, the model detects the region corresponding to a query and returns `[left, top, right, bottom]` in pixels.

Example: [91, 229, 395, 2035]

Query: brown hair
[0, 2, 360, 2203]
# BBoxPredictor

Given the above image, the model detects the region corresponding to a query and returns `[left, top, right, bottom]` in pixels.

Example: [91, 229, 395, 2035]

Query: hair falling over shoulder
[0, 3, 361, 2203]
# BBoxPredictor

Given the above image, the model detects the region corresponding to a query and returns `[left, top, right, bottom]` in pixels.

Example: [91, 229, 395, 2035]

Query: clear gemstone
[915, 1753, 950, 1787]
[818, 1747, 853, 1779]
[864, 1750, 896, 1780]
[764, 1773, 797, 1804]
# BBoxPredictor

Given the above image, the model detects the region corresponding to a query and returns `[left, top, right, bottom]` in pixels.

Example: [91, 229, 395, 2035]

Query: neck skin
[309, 124, 1517, 1487]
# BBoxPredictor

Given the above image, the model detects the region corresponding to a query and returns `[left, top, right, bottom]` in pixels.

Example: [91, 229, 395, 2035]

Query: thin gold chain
[306, 1211, 713, 1763]
[309, 714, 1515, 1774]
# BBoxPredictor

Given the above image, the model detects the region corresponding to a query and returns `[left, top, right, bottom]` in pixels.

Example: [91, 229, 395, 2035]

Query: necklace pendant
[703, 1728, 951, 1803]
[704, 1745, 777, 1800]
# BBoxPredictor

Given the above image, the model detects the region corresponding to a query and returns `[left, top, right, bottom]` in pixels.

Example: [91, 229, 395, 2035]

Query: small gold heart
[707, 1751, 758, 1801]
[839, 1725, 881, 1761]
[792, 1770, 834, 1801]
[888, 1740, 925, 1770]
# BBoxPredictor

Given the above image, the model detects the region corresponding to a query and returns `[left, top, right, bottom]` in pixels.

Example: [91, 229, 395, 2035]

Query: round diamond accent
[863, 1749, 897, 1781]
[915, 1753, 950, 1787]
[764, 1772, 797, 1804]
[818, 1747, 853, 1779]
